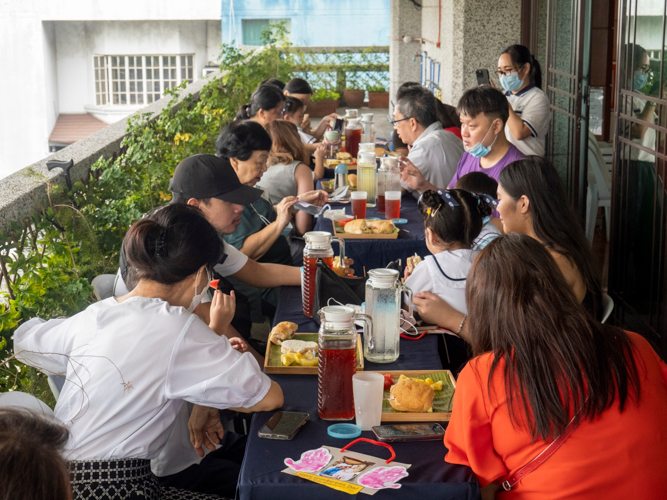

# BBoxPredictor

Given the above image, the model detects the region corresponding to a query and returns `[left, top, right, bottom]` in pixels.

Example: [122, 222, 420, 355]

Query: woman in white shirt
[406, 189, 495, 324]
[14, 204, 283, 500]
[494, 44, 550, 157]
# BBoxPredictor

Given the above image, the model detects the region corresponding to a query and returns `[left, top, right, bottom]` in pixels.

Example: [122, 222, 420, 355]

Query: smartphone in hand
[475, 69, 491, 86]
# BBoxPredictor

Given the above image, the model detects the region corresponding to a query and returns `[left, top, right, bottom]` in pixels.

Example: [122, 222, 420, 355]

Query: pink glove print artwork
[358, 466, 409, 489]
[284, 447, 332, 473]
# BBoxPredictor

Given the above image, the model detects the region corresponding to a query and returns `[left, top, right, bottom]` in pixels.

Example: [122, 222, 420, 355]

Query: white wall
[0, 0, 221, 180]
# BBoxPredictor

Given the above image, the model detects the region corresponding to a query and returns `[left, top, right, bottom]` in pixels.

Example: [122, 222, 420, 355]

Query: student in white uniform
[14, 204, 284, 500]
[392, 87, 465, 198]
[406, 189, 495, 322]
[493, 44, 550, 157]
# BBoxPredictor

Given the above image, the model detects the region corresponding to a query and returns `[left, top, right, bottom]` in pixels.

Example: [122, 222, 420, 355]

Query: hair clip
[470, 192, 499, 207]
[426, 207, 432, 216]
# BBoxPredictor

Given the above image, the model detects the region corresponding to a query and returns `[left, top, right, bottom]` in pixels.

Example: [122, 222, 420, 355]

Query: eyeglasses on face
[495, 64, 526, 77]
[387, 114, 411, 126]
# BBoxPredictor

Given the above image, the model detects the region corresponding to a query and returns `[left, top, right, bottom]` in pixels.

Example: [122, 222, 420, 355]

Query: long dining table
[237, 286, 479, 500]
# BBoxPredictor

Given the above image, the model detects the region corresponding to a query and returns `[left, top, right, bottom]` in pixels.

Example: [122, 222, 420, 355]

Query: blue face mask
[499, 71, 524, 92]
[466, 123, 498, 158]
[633, 70, 649, 91]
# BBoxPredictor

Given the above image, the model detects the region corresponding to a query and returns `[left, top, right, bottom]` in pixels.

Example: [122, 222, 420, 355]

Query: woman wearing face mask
[492, 44, 550, 157]
[400, 87, 523, 195]
[235, 84, 286, 127]
[14, 203, 283, 500]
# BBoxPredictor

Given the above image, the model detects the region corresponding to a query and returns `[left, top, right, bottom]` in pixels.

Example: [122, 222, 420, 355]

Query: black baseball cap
[169, 154, 262, 205]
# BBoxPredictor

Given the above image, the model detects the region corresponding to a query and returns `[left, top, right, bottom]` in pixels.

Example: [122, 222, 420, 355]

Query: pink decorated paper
[284, 447, 332, 473]
[357, 466, 409, 490]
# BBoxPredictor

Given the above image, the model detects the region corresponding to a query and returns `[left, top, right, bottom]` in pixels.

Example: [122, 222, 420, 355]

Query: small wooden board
[366, 370, 456, 422]
[264, 333, 364, 375]
[331, 219, 399, 240]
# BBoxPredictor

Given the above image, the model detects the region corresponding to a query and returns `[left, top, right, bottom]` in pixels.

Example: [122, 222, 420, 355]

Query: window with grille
[94, 54, 194, 106]
[242, 19, 290, 46]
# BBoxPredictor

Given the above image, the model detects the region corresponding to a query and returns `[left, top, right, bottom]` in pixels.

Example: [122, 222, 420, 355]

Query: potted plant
[367, 83, 389, 108]
[307, 88, 340, 117]
[343, 74, 365, 108]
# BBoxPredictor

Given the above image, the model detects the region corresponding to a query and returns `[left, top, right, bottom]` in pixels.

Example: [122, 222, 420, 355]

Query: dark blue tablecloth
[237, 287, 479, 500]
[314, 194, 429, 276]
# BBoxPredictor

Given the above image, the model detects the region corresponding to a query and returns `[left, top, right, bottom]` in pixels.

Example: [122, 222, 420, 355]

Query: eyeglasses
[495, 64, 525, 77]
[387, 114, 411, 126]
[636, 67, 652, 75]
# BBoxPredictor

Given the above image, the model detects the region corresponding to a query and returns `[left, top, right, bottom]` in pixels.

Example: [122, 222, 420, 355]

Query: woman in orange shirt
[444, 233, 667, 499]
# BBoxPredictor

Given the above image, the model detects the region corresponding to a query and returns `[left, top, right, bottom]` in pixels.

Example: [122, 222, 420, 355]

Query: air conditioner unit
[202, 66, 219, 78]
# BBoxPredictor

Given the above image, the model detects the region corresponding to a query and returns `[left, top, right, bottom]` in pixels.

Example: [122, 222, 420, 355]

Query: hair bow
[470, 192, 498, 208]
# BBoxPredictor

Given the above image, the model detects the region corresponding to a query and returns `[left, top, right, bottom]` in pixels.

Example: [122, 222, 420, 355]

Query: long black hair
[418, 189, 492, 248]
[235, 84, 285, 120]
[216, 120, 272, 161]
[467, 233, 642, 441]
[498, 156, 602, 318]
[501, 44, 543, 89]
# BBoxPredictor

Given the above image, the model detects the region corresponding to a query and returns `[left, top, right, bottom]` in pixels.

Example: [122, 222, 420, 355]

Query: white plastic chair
[585, 132, 612, 244]
[601, 293, 614, 324]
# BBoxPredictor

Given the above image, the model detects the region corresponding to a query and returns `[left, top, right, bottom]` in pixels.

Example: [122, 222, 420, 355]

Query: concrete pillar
[394, 0, 521, 108]
[389, 0, 422, 107]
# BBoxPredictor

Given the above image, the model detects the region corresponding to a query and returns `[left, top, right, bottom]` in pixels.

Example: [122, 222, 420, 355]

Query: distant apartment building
[0, 1, 222, 179]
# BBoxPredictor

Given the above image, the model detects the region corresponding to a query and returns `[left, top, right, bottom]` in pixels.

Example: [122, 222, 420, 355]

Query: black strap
[431, 255, 466, 282]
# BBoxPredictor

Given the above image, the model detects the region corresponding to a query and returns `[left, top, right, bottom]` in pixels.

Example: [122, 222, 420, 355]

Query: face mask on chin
[466, 121, 499, 159]
[187, 267, 211, 313]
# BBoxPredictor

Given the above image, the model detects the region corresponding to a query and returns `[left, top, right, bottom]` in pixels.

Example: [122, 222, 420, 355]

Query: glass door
[611, 0, 667, 355]
[545, 0, 592, 216]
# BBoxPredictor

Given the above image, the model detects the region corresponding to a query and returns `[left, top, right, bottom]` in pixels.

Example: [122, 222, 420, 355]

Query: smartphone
[332, 117, 344, 133]
[258, 411, 310, 440]
[475, 69, 490, 86]
[372, 423, 446, 442]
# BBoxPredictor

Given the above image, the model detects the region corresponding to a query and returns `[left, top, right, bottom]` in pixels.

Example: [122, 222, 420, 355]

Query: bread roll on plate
[269, 321, 298, 345]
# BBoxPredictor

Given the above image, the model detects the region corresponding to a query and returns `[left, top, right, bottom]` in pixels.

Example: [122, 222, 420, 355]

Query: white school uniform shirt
[13, 296, 271, 460]
[472, 218, 501, 250]
[403, 122, 464, 197]
[404, 249, 478, 314]
[113, 240, 248, 297]
[298, 127, 316, 144]
[505, 84, 550, 157]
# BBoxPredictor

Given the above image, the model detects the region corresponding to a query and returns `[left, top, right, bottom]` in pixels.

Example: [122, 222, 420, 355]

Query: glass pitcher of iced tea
[364, 269, 412, 363]
[302, 232, 345, 318]
[317, 305, 372, 420]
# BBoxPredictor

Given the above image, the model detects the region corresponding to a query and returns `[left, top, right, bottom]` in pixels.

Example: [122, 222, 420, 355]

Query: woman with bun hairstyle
[492, 44, 550, 156]
[235, 83, 286, 127]
[497, 156, 602, 319]
[406, 188, 495, 322]
[14, 204, 283, 500]
[445, 233, 667, 499]
[283, 77, 339, 141]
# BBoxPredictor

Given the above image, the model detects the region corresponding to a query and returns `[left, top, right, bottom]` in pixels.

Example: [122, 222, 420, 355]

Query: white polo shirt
[14, 296, 271, 460]
[403, 122, 465, 196]
[298, 128, 316, 144]
[505, 84, 550, 157]
[404, 249, 478, 314]
[623, 95, 657, 163]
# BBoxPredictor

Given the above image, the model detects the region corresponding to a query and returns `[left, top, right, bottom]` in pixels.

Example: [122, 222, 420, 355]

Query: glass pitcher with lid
[357, 151, 378, 207]
[377, 156, 400, 214]
[361, 113, 375, 144]
[364, 269, 412, 363]
[302, 232, 345, 318]
[317, 305, 372, 420]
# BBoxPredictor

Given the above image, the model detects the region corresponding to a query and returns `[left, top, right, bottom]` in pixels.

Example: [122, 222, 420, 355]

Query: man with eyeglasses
[390, 86, 464, 198]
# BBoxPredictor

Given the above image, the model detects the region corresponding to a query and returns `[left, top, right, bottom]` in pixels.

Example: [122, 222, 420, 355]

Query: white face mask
[187, 268, 210, 313]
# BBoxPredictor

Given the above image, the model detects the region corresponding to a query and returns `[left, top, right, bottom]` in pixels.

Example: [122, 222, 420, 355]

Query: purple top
[448, 144, 525, 188]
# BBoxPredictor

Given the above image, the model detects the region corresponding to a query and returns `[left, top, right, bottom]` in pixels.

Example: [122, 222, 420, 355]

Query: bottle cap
[361, 113, 374, 122]
[345, 109, 359, 118]
[320, 305, 355, 322]
[358, 143, 375, 153]
[304, 231, 332, 248]
[368, 268, 399, 287]
[359, 152, 376, 163]
[325, 130, 339, 141]
[334, 163, 348, 174]
[347, 118, 360, 127]
[327, 423, 362, 439]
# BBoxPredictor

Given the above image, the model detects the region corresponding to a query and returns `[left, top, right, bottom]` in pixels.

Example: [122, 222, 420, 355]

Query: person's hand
[323, 113, 340, 129]
[412, 291, 457, 328]
[209, 290, 236, 334]
[488, 78, 497, 89]
[314, 142, 326, 161]
[189, 405, 224, 458]
[301, 114, 312, 134]
[297, 190, 328, 207]
[398, 156, 427, 193]
[229, 337, 249, 353]
[404, 264, 412, 280]
[275, 196, 298, 227]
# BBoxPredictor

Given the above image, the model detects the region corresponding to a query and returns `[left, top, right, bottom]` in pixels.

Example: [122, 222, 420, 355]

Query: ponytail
[502, 44, 543, 90]
[418, 189, 491, 248]
[235, 84, 285, 121]
[235, 103, 251, 121]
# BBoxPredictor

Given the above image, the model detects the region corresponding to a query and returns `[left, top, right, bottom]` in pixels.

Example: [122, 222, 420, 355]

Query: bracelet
[455, 314, 467, 335]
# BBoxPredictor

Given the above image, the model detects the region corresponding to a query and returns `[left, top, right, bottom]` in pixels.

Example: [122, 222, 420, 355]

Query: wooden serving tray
[264, 333, 364, 375]
[331, 219, 399, 240]
[366, 370, 456, 422]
